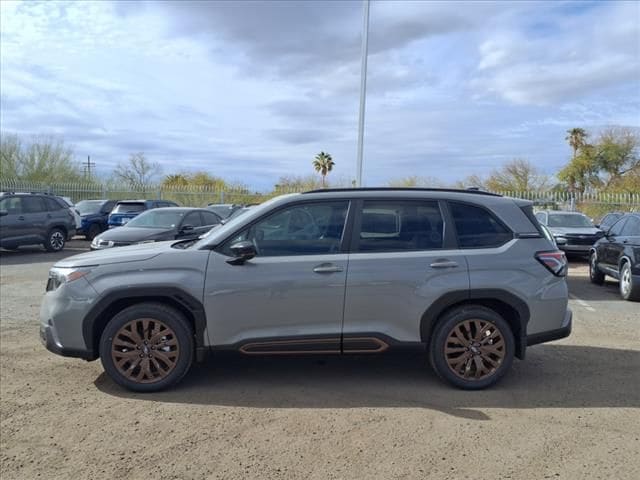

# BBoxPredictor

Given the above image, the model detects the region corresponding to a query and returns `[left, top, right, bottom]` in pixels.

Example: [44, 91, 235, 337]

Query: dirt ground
[1, 242, 639, 479]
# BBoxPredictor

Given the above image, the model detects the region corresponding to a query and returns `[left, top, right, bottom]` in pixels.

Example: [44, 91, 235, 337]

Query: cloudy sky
[1, 0, 638, 190]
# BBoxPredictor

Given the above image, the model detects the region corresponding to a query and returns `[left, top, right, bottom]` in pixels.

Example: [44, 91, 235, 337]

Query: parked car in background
[107, 199, 178, 228]
[206, 203, 242, 219]
[60, 197, 82, 230]
[535, 210, 603, 256]
[91, 207, 221, 250]
[589, 213, 640, 301]
[596, 212, 623, 231]
[42, 188, 571, 392]
[76, 199, 117, 240]
[0, 192, 76, 251]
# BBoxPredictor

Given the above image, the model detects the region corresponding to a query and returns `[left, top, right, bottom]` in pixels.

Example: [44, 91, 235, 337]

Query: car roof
[542, 211, 587, 215]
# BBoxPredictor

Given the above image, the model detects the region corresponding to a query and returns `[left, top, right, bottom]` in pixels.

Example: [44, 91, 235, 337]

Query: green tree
[113, 152, 161, 187]
[312, 151, 335, 188]
[565, 128, 588, 160]
[162, 174, 189, 187]
[273, 175, 323, 193]
[0, 132, 83, 182]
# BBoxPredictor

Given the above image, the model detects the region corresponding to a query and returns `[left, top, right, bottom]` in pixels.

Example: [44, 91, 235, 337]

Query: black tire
[99, 302, 194, 392]
[619, 262, 640, 302]
[44, 228, 66, 252]
[86, 224, 102, 241]
[429, 305, 515, 390]
[589, 252, 605, 285]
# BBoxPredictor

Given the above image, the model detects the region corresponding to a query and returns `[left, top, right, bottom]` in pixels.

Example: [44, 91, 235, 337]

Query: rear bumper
[526, 309, 572, 347]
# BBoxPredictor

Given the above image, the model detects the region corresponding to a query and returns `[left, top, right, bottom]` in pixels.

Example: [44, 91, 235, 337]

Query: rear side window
[112, 202, 146, 214]
[22, 196, 46, 213]
[201, 211, 221, 226]
[355, 200, 444, 252]
[449, 202, 513, 248]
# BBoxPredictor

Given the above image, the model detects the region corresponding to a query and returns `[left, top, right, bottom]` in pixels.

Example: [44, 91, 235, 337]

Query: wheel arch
[83, 287, 208, 362]
[420, 289, 530, 359]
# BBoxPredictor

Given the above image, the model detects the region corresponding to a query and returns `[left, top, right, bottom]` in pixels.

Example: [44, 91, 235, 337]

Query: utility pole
[355, 0, 370, 188]
[83, 155, 96, 179]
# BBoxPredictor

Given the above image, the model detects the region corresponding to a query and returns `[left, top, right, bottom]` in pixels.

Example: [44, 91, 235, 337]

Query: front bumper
[558, 244, 592, 253]
[526, 309, 572, 347]
[40, 322, 94, 360]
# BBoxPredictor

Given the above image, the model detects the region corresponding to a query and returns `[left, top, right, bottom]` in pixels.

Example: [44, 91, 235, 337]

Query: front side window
[225, 201, 349, 257]
[449, 202, 513, 248]
[355, 200, 444, 252]
[620, 217, 640, 236]
[0, 197, 22, 214]
[609, 218, 627, 236]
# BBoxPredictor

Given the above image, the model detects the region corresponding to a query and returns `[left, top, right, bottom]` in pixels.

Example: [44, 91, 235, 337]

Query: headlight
[47, 267, 94, 291]
[91, 237, 99, 247]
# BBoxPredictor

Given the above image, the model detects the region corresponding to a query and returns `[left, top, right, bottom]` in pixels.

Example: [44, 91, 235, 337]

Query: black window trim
[214, 198, 355, 257]
[349, 198, 452, 253]
[446, 200, 515, 250]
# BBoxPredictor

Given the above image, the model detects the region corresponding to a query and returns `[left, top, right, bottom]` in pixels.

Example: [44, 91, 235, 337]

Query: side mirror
[0, 210, 8, 217]
[227, 240, 256, 265]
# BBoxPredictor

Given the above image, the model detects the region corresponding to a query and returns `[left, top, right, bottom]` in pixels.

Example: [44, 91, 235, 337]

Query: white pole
[355, 0, 370, 188]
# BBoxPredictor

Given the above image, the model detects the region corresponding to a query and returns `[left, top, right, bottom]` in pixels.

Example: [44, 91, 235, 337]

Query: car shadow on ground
[567, 270, 624, 301]
[95, 344, 640, 419]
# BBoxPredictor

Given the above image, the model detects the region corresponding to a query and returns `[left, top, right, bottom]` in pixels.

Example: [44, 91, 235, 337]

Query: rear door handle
[18, 216, 25, 221]
[430, 260, 459, 269]
[313, 263, 343, 274]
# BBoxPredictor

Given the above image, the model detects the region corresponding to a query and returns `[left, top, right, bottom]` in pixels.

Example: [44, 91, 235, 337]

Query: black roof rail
[302, 187, 502, 197]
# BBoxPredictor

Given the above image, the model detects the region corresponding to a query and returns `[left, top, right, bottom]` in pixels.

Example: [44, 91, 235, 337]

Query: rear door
[342, 199, 468, 349]
[0, 196, 27, 242]
[21, 196, 48, 242]
[600, 217, 627, 272]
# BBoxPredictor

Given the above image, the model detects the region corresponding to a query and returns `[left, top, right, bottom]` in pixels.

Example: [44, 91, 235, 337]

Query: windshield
[126, 209, 185, 229]
[548, 214, 593, 228]
[76, 200, 104, 215]
[113, 202, 146, 214]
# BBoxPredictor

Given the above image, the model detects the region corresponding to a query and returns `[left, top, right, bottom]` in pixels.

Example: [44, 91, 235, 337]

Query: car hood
[547, 227, 601, 236]
[55, 240, 177, 267]
[95, 226, 175, 242]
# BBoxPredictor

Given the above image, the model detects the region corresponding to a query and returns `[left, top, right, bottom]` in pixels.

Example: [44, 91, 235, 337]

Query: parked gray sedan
[41, 188, 571, 392]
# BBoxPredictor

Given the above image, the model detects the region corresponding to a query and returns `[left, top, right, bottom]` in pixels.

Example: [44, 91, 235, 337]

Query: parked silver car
[535, 210, 603, 255]
[41, 188, 571, 392]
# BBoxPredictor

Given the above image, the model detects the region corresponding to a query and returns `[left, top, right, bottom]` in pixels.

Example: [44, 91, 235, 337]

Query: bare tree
[484, 159, 550, 192]
[113, 153, 161, 187]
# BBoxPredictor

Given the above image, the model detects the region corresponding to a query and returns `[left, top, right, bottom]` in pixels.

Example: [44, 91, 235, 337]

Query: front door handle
[430, 260, 459, 269]
[313, 263, 343, 274]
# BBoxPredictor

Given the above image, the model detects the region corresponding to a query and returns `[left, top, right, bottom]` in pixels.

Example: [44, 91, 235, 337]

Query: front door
[203, 200, 351, 352]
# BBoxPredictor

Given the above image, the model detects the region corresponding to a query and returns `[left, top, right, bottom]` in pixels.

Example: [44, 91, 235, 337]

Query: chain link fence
[1, 179, 638, 219]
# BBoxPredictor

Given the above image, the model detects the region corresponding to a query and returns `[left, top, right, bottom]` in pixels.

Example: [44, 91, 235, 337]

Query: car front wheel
[100, 303, 194, 392]
[589, 252, 605, 285]
[86, 223, 102, 241]
[429, 305, 515, 390]
[619, 262, 640, 302]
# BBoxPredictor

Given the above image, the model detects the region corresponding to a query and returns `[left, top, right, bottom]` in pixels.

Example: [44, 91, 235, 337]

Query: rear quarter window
[449, 202, 513, 248]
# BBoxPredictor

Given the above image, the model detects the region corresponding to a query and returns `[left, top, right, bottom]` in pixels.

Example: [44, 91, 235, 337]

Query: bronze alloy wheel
[111, 318, 180, 384]
[444, 319, 505, 380]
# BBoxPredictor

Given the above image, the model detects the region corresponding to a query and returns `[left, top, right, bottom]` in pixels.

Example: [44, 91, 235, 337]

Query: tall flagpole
[355, 0, 370, 188]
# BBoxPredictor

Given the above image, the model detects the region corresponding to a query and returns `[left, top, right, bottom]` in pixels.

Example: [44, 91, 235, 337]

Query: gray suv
[0, 192, 77, 252]
[40, 189, 571, 392]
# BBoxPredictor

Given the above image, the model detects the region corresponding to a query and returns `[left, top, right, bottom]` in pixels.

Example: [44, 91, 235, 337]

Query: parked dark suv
[76, 199, 117, 240]
[0, 192, 76, 251]
[589, 213, 640, 301]
[107, 199, 178, 228]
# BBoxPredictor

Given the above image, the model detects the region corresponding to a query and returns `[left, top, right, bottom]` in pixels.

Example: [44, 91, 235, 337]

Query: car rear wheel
[429, 305, 514, 390]
[99, 303, 194, 392]
[589, 252, 605, 285]
[44, 228, 66, 252]
[619, 262, 640, 302]
[86, 224, 102, 241]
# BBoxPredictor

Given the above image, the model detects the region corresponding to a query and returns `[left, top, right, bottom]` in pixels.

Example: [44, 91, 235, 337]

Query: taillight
[535, 250, 568, 277]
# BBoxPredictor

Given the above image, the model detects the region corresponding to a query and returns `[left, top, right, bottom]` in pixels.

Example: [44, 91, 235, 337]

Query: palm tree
[565, 128, 588, 160]
[312, 151, 335, 188]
